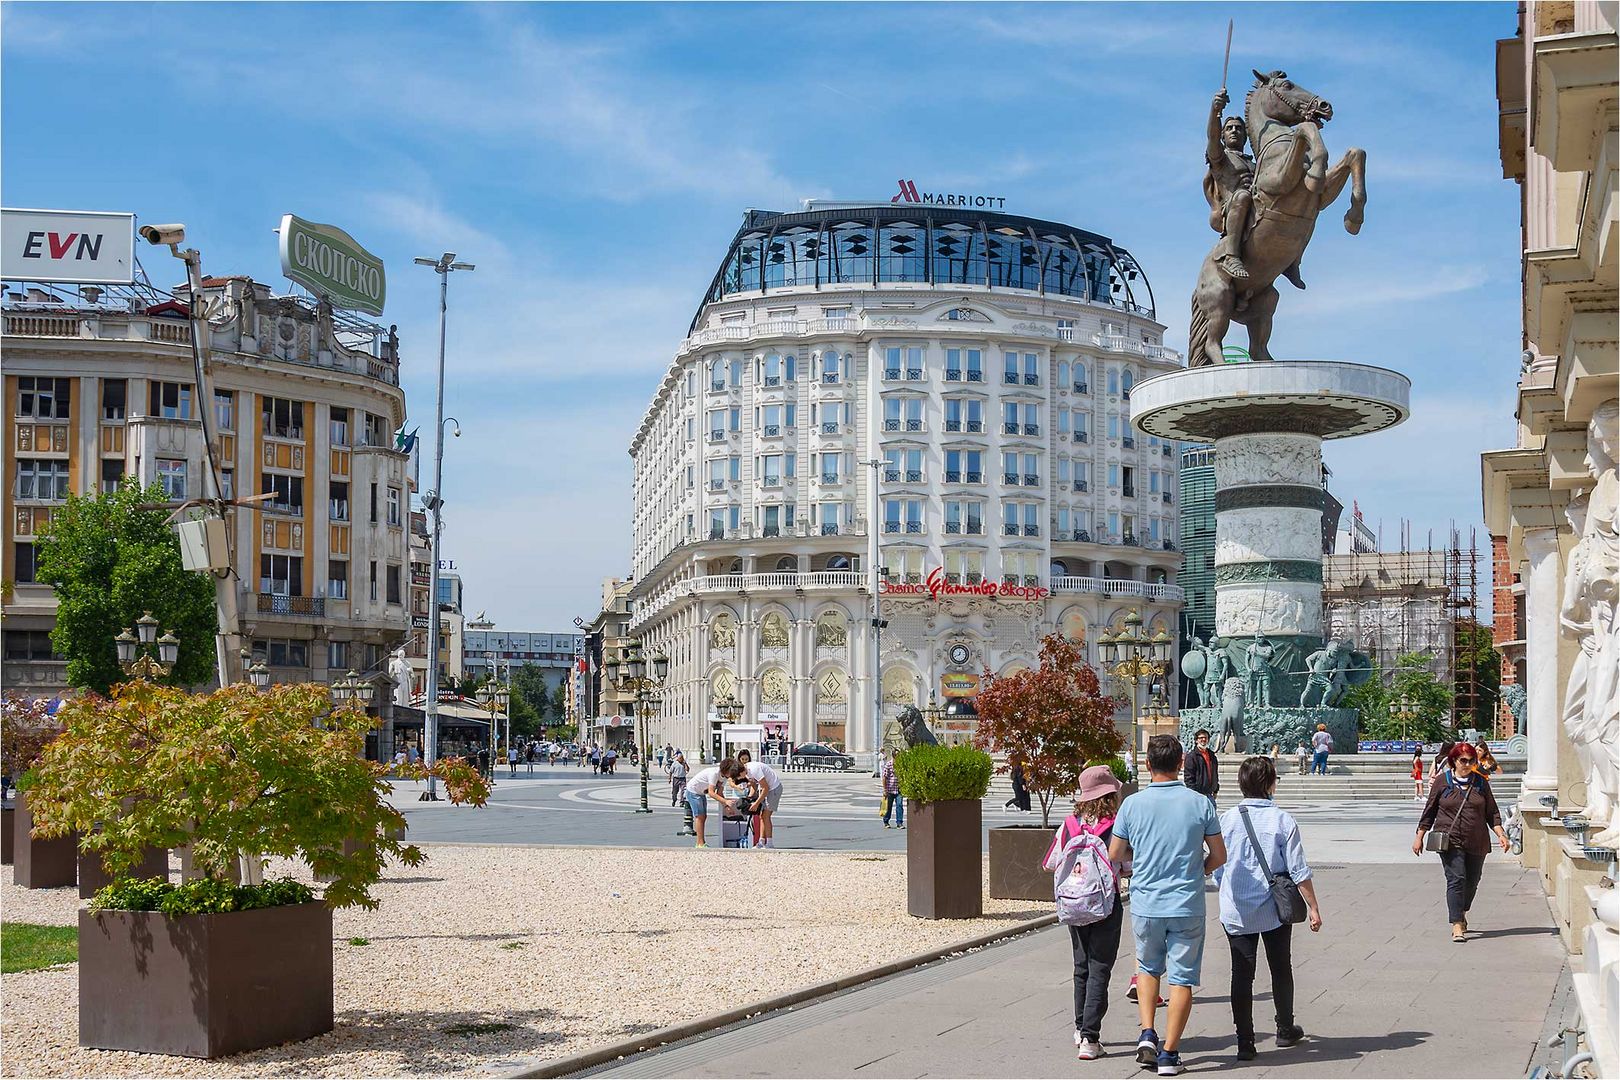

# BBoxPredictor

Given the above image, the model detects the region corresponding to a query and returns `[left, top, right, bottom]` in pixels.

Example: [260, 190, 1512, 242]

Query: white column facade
[1521, 526, 1562, 795]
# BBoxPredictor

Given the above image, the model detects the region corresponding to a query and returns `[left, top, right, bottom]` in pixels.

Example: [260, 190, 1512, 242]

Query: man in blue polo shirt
[1110, 734, 1226, 1076]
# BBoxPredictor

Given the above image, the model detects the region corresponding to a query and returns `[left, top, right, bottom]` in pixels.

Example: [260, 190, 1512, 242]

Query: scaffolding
[1322, 523, 1482, 729]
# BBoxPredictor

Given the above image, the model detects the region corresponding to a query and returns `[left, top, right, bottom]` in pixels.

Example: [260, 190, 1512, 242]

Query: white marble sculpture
[1564, 400, 1619, 846]
[388, 647, 413, 708]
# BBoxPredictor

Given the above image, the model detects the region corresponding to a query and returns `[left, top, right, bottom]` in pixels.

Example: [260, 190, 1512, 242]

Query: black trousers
[1227, 924, 1294, 1039]
[1068, 898, 1123, 1040]
[1439, 848, 1486, 922]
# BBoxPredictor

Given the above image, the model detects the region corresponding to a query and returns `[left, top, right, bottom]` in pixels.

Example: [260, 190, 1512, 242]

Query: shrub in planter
[4, 696, 66, 878]
[971, 635, 1124, 900]
[25, 680, 488, 1058]
[894, 744, 993, 919]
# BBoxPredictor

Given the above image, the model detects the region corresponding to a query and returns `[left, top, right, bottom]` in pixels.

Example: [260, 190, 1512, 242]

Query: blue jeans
[882, 793, 904, 826]
[1311, 750, 1329, 775]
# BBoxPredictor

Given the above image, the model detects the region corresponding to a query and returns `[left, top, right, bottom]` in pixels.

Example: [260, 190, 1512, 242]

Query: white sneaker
[1076, 1036, 1104, 1060]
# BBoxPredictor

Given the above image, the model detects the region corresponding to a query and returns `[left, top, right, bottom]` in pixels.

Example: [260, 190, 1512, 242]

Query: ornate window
[760, 668, 790, 705]
[760, 612, 790, 648]
[710, 612, 737, 649]
[815, 609, 848, 647]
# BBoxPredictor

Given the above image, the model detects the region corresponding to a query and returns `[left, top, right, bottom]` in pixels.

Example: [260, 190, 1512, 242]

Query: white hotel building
[627, 204, 1185, 760]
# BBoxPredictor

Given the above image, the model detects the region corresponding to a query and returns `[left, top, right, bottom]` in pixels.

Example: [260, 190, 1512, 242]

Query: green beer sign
[277, 214, 386, 316]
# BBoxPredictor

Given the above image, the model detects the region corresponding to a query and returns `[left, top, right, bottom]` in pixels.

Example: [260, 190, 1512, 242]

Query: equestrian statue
[1190, 69, 1367, 367]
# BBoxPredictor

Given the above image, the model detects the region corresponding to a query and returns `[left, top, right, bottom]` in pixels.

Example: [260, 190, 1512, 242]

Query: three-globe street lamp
[333, 670, 376, 708]
[611, 642, 669, 815]
[1096, 608, 1174, 774]
[115, 612, 181, 680]
[1392, 694, 1420, 749]
[477, 681, 510, 784]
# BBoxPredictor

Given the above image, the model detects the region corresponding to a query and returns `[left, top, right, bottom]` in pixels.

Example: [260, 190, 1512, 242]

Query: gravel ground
[2, 846, 1046, 1077]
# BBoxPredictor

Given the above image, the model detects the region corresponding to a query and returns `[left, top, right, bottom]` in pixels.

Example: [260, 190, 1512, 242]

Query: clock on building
[948, 643, 972, 667]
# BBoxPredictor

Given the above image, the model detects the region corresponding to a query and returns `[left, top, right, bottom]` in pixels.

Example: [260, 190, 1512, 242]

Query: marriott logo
[891, 179, 1007, 210]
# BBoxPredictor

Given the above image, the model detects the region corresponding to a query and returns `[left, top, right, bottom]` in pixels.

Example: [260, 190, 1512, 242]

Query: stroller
[721, 780, 762, 848]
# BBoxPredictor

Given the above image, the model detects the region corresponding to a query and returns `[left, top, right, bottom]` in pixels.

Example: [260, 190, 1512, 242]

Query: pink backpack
[1043, 817, 1119, 926]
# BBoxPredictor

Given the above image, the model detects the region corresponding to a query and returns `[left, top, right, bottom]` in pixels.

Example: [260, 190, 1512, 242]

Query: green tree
[1453, 619, 1503, 730]
[550, 679, 570, 728]
[1346, 651, 1454, 742]
[36, 482, 218, 693]
[508, 664, 550, 740]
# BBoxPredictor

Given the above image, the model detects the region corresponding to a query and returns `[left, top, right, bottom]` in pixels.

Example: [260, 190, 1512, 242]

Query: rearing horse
[1189, 70, 1367, 367]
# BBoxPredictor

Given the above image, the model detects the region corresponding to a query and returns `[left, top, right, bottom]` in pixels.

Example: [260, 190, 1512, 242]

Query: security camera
[452, 425, 462, 438]
[139, 224, 187, 246]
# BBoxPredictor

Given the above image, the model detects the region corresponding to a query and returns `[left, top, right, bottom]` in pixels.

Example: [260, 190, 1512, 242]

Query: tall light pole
[414, 252, 474, 800]
[860, 457, 886, 774]
[611, 641, 669, 814]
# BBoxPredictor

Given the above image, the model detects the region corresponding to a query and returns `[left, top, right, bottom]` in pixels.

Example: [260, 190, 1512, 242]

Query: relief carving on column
[1214, 433, 1322, 486]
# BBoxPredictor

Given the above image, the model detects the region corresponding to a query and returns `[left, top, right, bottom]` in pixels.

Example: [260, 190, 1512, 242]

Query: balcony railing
[821, 422, 839, 434]
[709, 430, 726, 442]
[1051, 576, 1184, 602]
[764, 375, 781, 387]
[1023, 424, 1039, 435]
[1122, 436, 1135, 449]
[1074, 480, 1089, 492]
[906, 368, 923, 380]
[945, 521, 961, 534]
[906, 470, 922, 483]
[966, 471, 983, 483]
[945, 370, 962, 381]
[885, 368, 901, 380]
[1074, 382, 1089, 394]
[885, 522, 901, 533]
[1023, 373, 1039, 385]
[254, 593, 326, 618]
[885, 419, 901, 431]
[884, 469, 900, 482]
[905, 419, 923, 431]
[822, 372, 841, 384]
[1162, 491, 1173, 503]
[763, 424, 781, 436]
[946, 420, 962, 431]
[1003, 472, 1019, 485]
[1023, 474, 1039, 486]
[905, 521, 922, 533]
[821, 472, 840, 484]
[1023, 524, 1039, 536]
[1003, 422, 1019, 434]
[967, 370, 984, 382]
[709, 479, 725, 490]
[821, 523, 839, 535]
[1091, 332, 1185, 363]
[966, 420, 983, 432]
[1003, 523, 1019, 536]
[1073, 431, 1089, 443]
[1123, 486, 1136, 498]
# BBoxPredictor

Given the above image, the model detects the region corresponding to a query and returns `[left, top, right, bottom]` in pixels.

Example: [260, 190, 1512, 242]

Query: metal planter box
[79, 902, 334, 1058]
[988, 824, 1056, 901]
[13, 791, 77, 889]
[906, 798, 983, 919]
[77, 846, 170, 899]
[2, 803, 13, 865]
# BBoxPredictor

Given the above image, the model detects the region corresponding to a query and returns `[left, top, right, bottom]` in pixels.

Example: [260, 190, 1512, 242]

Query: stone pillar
[1521, 527, 1561, 797]
[1212, 432, 1325, 643]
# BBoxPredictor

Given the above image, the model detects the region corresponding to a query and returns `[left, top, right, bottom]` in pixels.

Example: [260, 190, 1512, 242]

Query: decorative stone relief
[815, 610, 848, 648]
[760, 612, 790, 649]
[760, 669, 790, 705]
[1214, 432, 1322, 486]
[1215, 580, 1321, 637]
[816, 668, 848, 704]
[1009, 321, 1056, 337]
[710, 613, 736, 649]
[1215, 507, 1325, 563]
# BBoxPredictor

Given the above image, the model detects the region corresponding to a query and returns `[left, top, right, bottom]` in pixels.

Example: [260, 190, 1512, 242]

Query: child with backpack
[1043, 764, 1127, 1061]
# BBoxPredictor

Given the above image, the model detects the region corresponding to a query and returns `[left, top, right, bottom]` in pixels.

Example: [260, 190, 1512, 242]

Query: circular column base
[1178, 706, 1359, 756]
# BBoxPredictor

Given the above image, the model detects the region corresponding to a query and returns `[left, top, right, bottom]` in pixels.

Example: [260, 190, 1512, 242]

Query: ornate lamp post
[1097, 608, 1174, 772]
[1392, 694, 1419, 749]
[613, 641, 669, 815]
[332, 670, 376, 709]
[474, 681, 509, 782]
[115, 611, 180, 680]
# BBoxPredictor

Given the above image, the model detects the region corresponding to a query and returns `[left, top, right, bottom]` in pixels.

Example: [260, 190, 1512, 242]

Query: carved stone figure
[387, 647, 412, 708]
[1182, 636, 1216, 707]
[1501, 683, 1527, 738]
[1217, 677, 1246, 752]
[896, 705, 939, 748]
[1245, 633, 1276, 708]
[1205, 640, 1232, 709]
[1562, 401, 1619, 845]
[1189, 70, 1368, 367]
[1300, 639, 1353, 707]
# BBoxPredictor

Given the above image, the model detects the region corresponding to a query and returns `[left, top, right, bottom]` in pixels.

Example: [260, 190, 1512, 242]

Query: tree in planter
[2, 694, 63, 790]
[24, 680, 489, 909]
[35, 481, 218, 694]
[970, 633, 1125, 828]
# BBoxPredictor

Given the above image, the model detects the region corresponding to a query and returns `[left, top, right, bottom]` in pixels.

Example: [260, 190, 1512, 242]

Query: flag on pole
[393, 425, 418, 454]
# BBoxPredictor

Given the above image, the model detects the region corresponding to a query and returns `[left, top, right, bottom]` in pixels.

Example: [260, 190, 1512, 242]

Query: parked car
[790, 742, 856, 771]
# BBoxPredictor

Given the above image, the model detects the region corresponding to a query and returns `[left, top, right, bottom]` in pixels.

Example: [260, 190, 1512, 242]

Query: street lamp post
[414, 251, 474, 801]
[1096, 609, 1174, 776]
[859, 457, 886, 775]
[115, 611, 181, 680]
[1393, 694, 1419, 749]
[611, 641, 669, 815]
[477, 681, 509, 785]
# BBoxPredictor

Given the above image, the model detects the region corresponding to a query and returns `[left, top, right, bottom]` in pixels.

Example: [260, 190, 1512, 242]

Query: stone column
[1521, 527, 1562, 796]
[1212, 432, 1325, 643]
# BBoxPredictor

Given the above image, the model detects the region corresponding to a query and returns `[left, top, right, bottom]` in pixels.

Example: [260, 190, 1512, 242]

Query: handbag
[1237, 805, 1307, 924]
[1425, 782, 1472, 853]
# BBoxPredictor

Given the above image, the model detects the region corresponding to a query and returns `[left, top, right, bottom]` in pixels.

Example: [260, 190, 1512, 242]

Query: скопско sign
[278, 214, 385, 316]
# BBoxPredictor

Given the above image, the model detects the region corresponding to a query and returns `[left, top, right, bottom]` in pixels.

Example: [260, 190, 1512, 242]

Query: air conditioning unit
[176, 516, 229, 572]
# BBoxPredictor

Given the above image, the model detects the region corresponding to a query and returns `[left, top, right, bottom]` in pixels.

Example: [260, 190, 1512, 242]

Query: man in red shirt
[1182, 729, 1221, 804]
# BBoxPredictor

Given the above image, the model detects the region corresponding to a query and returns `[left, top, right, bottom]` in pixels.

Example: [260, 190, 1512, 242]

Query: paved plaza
[390, 767, 1426, 861]
[578, 863, 1563, 1080]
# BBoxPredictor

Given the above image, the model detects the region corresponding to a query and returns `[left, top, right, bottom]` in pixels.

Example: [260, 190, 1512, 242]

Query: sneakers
[1076, 1036, 1103, 1060]
[883, 822, 892, 828]
[1135, 1028, 1161, 1066]
[694, 842, 708, 848]
[1127, 977, 1139, 1002]
[1236, 1036, 1257, 1061]
[1156, 1049, 1185, 1075]
[1276, 1023, 1305, 1047]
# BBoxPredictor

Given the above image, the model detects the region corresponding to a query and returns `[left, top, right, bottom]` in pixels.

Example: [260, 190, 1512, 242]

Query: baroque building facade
[2, 274, 411, 695]
[625, 204, 1186, 760]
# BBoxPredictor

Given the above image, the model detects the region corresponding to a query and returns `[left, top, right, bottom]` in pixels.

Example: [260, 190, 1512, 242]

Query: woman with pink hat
[1044, 763, 1127, 1061]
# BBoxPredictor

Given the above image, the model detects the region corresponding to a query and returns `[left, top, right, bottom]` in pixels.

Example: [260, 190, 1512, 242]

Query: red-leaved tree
[971, 634, 1125, 827]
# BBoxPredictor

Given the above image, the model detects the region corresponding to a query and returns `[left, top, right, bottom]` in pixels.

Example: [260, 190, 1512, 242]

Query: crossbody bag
[1425, 782, 1473, 853]
[1237, 805, 1308, 924]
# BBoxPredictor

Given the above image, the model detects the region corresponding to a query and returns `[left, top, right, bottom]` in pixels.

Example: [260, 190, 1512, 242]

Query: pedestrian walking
[1475, 741, 1501, 780]
[393, 749, 407, 775]
[1268, 743, 1281, 765]
[1005, 756, 1032, 813]
[589, 746, 601, 774]
[1183, 729, 1220, 804]
[1108, 735, 1226, 1076]
[1411, 750, 1426, 800]
[683, 757, 738, 848]
[407, 743, 420, 766]
[1430, 741, 1454, 781]
[1045, 764, 1125, 1061]
[734, 749, 784, 848]
[668, 749, 689, 806]
[1214, 756, 1323, 1061]
[880, 752, 905, 829]
[1309, 724, 1333, 776]
[1293, 742, 1308, 776]
[1414, 743, 1511, 941]
[604, 746, 618, 775]
[507, 745, 519, 777]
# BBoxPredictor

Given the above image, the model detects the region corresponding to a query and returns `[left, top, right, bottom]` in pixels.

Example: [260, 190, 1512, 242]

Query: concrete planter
[988, 824, 1055, 901]
[906, 798, 983, 919]
[79, 901, 334, 1058]
[78, 846, 170, 900]
[13, 791, 77, 889]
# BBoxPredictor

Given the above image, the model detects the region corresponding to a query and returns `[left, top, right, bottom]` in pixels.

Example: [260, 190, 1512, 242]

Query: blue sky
[2, 1, 1520, 629]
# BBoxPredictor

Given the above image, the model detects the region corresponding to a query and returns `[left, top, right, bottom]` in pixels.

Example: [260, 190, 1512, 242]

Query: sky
[1, 1, 1522, 630]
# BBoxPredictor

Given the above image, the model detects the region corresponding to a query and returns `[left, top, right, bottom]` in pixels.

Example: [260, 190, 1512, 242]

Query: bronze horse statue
[1190, 70, 1367, 367]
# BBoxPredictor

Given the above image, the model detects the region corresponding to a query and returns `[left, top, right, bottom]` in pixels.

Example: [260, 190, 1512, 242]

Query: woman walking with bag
[1215, 757, 1323, 1061]
[1043, 765, 1126, 1062]
[1414, 744, 1512, 941]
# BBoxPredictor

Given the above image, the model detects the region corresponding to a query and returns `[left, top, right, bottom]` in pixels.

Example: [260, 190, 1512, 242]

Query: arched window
[1073, 361, 1087, 390]
[728, 559, 743, 574]
[815, 609, 848, 647]
[826, 554, 852, 571]
[760, 612, 790, 648]
[823, 351, 842, 382]
[1057, 360, 1070, 386]
[708, 357, 724, 390]
[1050, 560, 1069, 578]
[710, 612, 736, 649]
[775, 556, 798, 573]
[1121, 369, 1135, 394]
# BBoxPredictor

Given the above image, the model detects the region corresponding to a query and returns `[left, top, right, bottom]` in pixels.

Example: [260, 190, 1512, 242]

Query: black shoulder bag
[1238, 805, 1308, 924]
[1425, 782, 1472, 853]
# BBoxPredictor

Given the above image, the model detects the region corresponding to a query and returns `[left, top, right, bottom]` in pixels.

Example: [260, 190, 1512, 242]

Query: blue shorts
[685, 789, 710, 818]
[1131, 914, 1207, 987]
